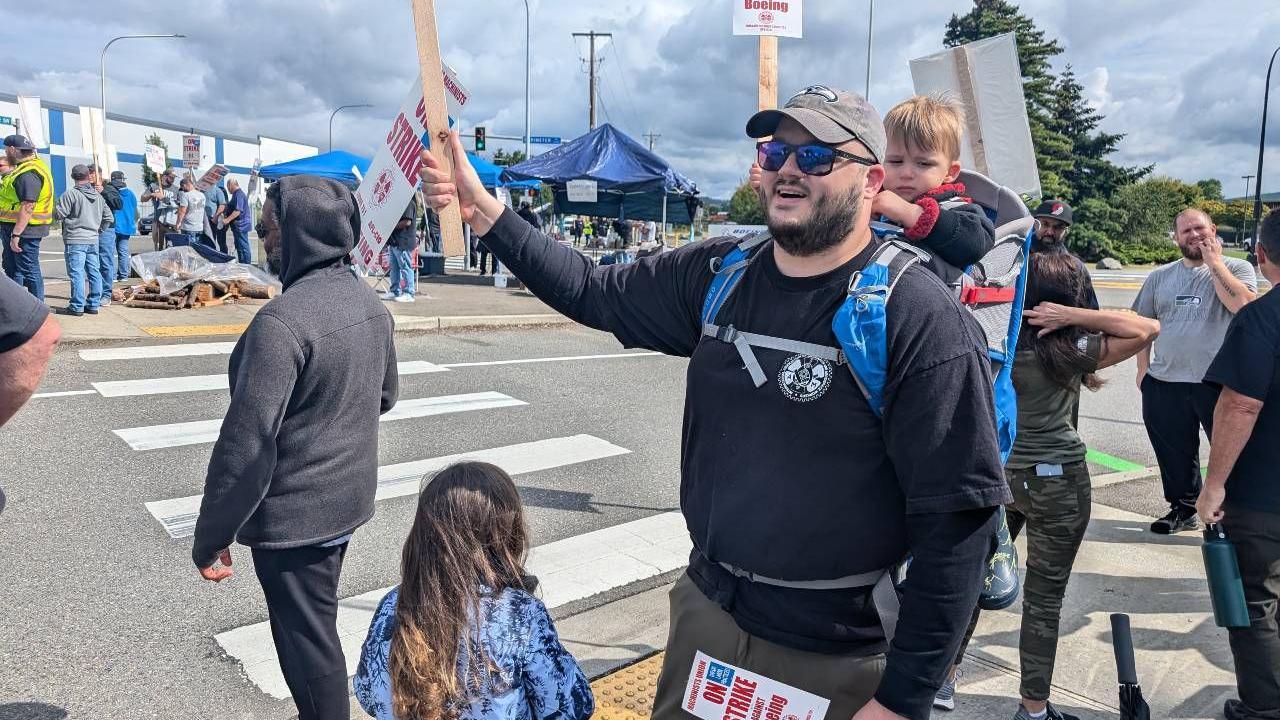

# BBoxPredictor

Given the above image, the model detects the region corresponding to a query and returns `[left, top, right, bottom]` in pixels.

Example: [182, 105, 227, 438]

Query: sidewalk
[41, 273, 569, 343]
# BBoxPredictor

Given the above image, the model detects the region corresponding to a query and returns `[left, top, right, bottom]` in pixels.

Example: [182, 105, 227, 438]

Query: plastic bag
[129, 246, 281, 295]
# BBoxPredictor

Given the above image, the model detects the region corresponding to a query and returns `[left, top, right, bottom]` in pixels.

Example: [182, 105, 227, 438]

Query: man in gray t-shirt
[175, 177, 207, 242]
[1133, 208, 1257, 534]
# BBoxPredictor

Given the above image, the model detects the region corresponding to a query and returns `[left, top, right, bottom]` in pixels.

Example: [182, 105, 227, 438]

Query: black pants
[212, 223, 229, 254]
[252, 543, 351, 720]
[478, 246, 492, 274]
[1224, 505, 1280, 716]
[1140, 376, 1219, 511]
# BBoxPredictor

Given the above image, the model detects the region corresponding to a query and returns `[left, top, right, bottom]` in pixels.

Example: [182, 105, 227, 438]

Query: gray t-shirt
[178, 190, 206, 233]
[1132, 257, 1258, 383]
[202, 186, 227, 219]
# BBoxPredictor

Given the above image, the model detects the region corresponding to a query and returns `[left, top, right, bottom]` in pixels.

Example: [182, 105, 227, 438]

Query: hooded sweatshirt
[192, 175, 399, 567]
[54, 183, 114, 244]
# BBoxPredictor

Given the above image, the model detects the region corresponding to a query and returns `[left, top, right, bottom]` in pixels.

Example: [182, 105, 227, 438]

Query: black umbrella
[1110, 613, 1151, 720]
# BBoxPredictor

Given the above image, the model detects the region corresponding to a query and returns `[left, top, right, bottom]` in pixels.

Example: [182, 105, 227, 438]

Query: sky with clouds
[4, 0, 1278, 200]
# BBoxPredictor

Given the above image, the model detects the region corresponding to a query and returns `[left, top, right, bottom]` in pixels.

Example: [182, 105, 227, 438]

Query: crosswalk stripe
[79, 342, 238, 361]
[145, 434, 631, 539]
[440, 351, 661, 369]
[112, 391, 526, 451]
[215, 511, 690, 700]
[91, 361, 447, 398]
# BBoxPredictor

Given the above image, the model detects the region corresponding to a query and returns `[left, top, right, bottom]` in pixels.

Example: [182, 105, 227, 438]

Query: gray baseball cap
[746, 85, 886, 163]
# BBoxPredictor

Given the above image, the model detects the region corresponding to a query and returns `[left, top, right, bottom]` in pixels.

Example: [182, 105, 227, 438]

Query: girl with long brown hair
[941, 248, 1160, 720]
[354, 462, 594, 720]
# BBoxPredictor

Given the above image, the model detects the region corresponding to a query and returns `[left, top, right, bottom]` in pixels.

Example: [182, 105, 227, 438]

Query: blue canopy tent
[501, 123, 699, 223]
[259, 150, 535, 190]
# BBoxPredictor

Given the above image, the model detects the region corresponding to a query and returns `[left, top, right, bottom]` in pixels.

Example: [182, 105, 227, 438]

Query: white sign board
[16, 95, 46, 149]
[733, 0, 803, 38]
[682, 652, 829, 720]
[194, 164, 230, 192]
[909, 33, 1041, 199]
[351, 65, 469, 269]
[79, 106, 107, 174]
[566, 179, 599, 203]
[144, 144, 167, 174]
[182, 134, 201, 169]
[708, 223, 767, 239]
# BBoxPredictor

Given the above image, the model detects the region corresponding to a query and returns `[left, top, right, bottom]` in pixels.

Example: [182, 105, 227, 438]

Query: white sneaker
[393, 295, 415, 303]
[379, 291, 398, 300]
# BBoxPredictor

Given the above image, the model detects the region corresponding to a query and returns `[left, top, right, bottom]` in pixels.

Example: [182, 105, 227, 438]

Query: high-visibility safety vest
[0, 156, 55, 226]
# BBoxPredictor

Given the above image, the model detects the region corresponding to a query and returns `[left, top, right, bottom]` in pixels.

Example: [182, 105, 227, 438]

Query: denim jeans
[231, 224, 252, 264]
[115, 233, 132, 280]
[65, 243, 103, 312]
[2, 224, 45, 300]
[98, 228, 117, 303]
[388, 246, 415, 297]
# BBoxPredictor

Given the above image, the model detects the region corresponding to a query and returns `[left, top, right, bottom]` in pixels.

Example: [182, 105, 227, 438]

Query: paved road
[0, 323, 1194, 719]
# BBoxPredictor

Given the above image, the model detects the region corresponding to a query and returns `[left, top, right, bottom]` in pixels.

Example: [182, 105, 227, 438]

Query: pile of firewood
[116, 279, 277, 310]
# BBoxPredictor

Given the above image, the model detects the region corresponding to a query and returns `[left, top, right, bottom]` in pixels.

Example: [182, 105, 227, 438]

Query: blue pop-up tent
[259, 150, 537, 190]
[502, 123, 699, 223]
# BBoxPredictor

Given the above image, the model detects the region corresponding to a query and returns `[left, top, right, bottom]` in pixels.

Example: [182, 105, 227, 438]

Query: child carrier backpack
[700, 170, 1035, 615]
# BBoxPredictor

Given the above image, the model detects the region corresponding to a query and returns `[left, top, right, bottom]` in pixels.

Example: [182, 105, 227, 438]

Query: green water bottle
[1203, 523, 1251, 628]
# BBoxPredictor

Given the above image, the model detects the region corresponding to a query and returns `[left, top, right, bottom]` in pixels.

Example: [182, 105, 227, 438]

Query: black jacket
[192, 175, 399, 566]
[100, 182, 123, 212]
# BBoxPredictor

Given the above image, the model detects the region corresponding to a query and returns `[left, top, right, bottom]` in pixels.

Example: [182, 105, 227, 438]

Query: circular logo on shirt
[778, 354, 833, 403]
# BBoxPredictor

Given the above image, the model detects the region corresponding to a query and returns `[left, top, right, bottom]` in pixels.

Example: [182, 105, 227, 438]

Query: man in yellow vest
[1, 135, 54, 300]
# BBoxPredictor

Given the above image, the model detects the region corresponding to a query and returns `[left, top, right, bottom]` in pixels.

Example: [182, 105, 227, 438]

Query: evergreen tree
[141, 133, 171, 187]
[945, 0, 1073, 199]
[728, 181, 765, 225]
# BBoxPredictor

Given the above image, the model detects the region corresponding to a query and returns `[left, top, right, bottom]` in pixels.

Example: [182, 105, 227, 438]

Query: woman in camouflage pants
[937, 251, 1160, 720]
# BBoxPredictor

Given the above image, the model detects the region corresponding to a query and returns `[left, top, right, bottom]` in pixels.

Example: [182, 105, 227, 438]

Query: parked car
[138, 207, 153, 236]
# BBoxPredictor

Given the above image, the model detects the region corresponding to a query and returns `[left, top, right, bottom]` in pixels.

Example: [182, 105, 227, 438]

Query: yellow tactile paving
[591, 652, 665, 720]
[141, 323, 249, 338]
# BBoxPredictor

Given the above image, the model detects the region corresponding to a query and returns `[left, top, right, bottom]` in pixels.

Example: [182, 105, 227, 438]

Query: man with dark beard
[1133, 208, 1257, 534]
[193, 176, 399, 720]
[417, 86, 1007, 720]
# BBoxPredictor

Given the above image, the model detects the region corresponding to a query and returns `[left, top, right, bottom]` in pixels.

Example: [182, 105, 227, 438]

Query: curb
[394, 313, 574, 333]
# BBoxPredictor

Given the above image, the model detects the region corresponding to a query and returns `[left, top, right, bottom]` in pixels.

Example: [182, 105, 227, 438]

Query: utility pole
[573, 31, 612, 130]
[1243, 174, 1257, 244]
[643, 132, 660, 151]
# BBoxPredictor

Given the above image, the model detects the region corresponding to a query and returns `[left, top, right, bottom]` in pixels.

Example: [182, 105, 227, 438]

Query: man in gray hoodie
[54, 164, 113, 316]
[192, 175, 398, 720]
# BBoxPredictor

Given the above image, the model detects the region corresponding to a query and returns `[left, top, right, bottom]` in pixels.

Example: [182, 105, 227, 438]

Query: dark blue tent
[259, 150, 369, 186]
[502, 123, 699, 223]
[260, 149, 536, 190]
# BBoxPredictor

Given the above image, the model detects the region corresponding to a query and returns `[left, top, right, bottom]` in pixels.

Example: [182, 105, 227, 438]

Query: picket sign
[350, 60, 471, 268]
[194, 164, 229, 193]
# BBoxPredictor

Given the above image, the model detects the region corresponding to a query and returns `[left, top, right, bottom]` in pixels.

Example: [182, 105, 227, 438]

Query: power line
[608, 42, 643, 130]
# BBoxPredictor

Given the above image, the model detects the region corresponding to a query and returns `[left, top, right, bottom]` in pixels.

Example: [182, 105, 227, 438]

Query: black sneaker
[56, 306, 84, 317]
[1151, 507, 1200, 534]
[85, 307, 99, 315]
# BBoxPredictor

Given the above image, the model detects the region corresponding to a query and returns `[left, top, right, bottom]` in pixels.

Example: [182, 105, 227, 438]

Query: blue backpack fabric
[700, 201, 1034, 464]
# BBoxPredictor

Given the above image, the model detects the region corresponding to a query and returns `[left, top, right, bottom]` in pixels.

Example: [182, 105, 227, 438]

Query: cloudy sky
[5, 0, 1278, 199]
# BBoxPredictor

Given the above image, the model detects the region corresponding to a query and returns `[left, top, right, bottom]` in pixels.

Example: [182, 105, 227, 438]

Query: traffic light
[475, 126, 486, 152]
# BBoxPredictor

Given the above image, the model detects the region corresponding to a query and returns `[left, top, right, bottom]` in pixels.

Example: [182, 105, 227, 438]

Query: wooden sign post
[409, 0, 467, 257]
[758, 35, 778, 111]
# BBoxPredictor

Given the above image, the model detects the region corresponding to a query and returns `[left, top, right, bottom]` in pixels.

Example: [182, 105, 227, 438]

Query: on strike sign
[352, 65, 469, 270]
[732, 0, 803, 38]
[182, 134, 201, 169]
[682, 652, 829, 720]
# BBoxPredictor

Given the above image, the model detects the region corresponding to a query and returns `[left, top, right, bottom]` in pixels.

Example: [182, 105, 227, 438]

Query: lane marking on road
[90, 361, 446, 398]
[80, 342, 238, 361]
[215, 510, 690, 700]
[29, 389, 98, 398]
[440, 351, 662, 368]
[112, 391, 526, 451]
[140, 324, 249, 338]
[1086, 448, 1147, 473]
[145, 434, 631, 539]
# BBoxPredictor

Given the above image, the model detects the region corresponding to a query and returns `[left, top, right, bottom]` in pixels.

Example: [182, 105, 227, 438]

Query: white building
[0, 93, 316, 205]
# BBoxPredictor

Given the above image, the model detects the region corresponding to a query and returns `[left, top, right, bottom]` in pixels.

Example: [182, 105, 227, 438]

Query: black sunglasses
[756, 140, 876, 176]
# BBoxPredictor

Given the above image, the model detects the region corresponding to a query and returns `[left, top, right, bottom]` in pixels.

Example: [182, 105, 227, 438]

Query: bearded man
[1133, 208, 1257, 535]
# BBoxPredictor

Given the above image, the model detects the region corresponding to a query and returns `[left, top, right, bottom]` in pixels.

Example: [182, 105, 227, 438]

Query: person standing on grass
[1133, 208, 1256, 535]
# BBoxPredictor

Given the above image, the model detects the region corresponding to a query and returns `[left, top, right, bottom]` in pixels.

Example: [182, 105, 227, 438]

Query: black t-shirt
[390, 201, 418, 251]
[480, 208, 1008, 718]
[1203, 289, 1280, 512]
[0, 272, 49, 352]
[5, 171, 50, 238]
